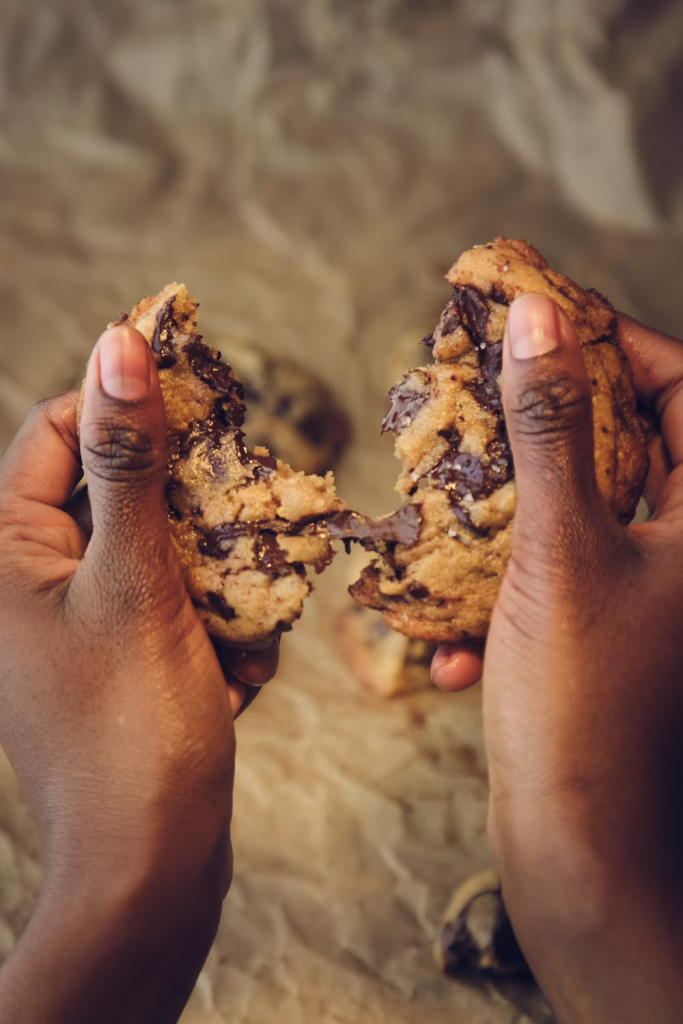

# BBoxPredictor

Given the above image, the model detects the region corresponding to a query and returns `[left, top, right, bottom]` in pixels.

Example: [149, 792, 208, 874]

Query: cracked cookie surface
[101, 284, 346, 647]
[348, 237, 649, 643]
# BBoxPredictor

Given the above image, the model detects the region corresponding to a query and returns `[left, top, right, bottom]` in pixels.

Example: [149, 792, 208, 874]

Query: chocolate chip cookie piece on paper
[347, 237, 649, 644]
[216, 336, 351, 476]
[336, 603, 436, 699]
[98, 284, 346, 648]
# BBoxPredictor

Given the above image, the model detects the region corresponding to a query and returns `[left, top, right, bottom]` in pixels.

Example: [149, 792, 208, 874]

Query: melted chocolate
[433, 450, 488, 500]
[442, 314, 460, 336]
[151, 299, 178, 368]
[432, 437, 513, 514]
[466, 341, 503, 411]
[481, 339, 502, 378]
[408, 582, 430, 600]
[167, 400, 242, 461]
[185, 337, 242, 397]
[328, 505, 422, 552]
[452, 285, 490, 346]
[198, 525, 239, 559]
[438, 426, 460, 446]
[251, 452, 278, 482]
[465, 380, 502, 413]
[381, 377, 429, 435]
[231, 429, 251, 464]
[421, 333, 435, 348]
[207, 591, 236, 621]
[256, 533, 291, 576]
[452, 505, 489, 536]
[489, 285, 509, 306]
[199, 510, 334, 561]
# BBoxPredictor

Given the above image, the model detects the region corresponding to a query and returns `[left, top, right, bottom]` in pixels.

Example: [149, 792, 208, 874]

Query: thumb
[502, 293, 607, 562]
[78, 324, 173, 607]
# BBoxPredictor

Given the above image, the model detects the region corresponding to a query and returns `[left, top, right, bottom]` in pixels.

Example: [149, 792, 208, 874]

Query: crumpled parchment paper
[1, 2, 683, 1021]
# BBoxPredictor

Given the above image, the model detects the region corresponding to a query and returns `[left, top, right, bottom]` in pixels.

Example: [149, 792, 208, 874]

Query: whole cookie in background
[80, 284, 346, 648]
[346, 237, 650, 643]
[336, 603, 436, 699]
[435, 868, 532, 981]
[217, 336, 351, 476]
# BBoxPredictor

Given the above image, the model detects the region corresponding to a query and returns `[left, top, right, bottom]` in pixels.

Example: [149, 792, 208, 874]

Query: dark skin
[432, 297, 683, 1022]
[0, 325, 276, 1023]
[0, 302, 682, 1022]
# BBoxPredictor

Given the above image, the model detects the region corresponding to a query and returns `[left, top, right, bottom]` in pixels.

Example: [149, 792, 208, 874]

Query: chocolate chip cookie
[100, 284, 346, 648]
[336, 603, 436, 699]
[347, 237, 649, 643]
[216, 336, 351, 476]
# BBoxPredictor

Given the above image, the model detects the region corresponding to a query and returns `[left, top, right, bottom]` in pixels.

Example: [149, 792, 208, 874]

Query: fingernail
[430, 644, 458, 685]
[507, 294, 561, 360]
[98, 326, 151, 401]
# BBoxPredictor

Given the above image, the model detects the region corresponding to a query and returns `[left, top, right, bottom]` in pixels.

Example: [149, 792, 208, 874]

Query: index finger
[0, 390, 82, 515]
[617, 314, 683, 467]
[214, 637, 281, 686]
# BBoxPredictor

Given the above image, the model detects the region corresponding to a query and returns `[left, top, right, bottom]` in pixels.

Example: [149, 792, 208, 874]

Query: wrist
[498, 830, 683, 1024]
[0, 831, 227, 1024]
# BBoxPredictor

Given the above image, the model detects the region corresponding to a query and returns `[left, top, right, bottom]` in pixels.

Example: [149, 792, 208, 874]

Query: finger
[0, 390, 82, 517]
[226, 683, 247, 718]
[502, 294, 610, 560]
[431, 643, 484, 691]
[215, 638, 280, 686]
[78, 325, 174, 602]
[233, 685, 261, 720]
[617, 314, 683, 467]
[643, 432, 672, 513]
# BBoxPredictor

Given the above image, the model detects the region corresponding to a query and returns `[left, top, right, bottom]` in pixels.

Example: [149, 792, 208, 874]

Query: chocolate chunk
[151, 299, 178, 369]
[199, 511, 335, 561]
[168, 405, 238, 461]
[198, 525, 241, 559]
[452, 285, 490, 346]
[481, 340, 502, 380]
[185, 337, 245, 408]
[381, 377, 429, 435]
[233, 429, 252, 464]
[408, 583, 430, 600]
[421, 333, 435, 348]
[256, 533, 292, 576]
[207, 591, 237, 621]
[442, 314, 460, 336]
[251, 452, 278, 481]
[437, 426, 461, 446]
[433, 450, 487, 501]
[452, 505, 489, 536]
[328, 505, 422, 552]
[489, 285, 509, 306]
[465, 380, 502, 413]
[432, 436, 513, 513]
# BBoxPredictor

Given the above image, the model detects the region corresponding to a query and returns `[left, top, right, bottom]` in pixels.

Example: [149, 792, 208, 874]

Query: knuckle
[84, 421, 160, 483]
[511, 375, 591, 442]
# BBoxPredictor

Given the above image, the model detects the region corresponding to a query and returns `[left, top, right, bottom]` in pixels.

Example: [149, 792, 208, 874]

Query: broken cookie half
[99, 284, 347, 648]
[346, 237, 649, 643]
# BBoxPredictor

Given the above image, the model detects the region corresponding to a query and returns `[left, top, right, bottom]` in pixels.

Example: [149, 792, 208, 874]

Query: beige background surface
[1, 1, 683, 1021]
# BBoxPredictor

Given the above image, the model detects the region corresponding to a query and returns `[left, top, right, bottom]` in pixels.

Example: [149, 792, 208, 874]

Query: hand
[0, 323, 277, 1024]
[432, 296, 683, 1022]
